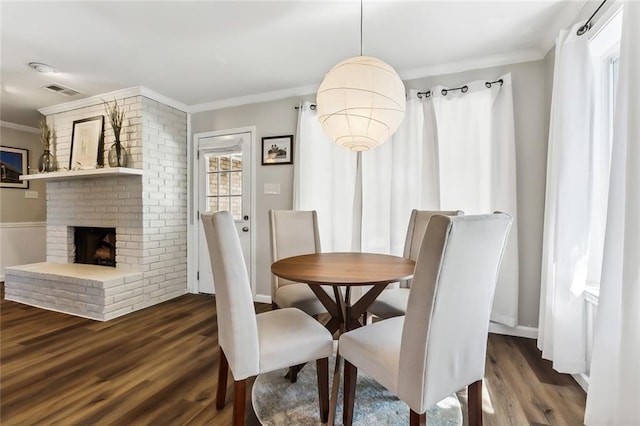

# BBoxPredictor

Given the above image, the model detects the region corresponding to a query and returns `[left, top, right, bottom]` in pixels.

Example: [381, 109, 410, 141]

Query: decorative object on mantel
[38, 120, 57, 172]
[103, 99, 128, 168]
[316, 0, 405, 151]
[69, 116, 104, 170]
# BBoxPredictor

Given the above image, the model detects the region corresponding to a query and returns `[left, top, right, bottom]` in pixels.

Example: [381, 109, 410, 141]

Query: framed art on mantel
[0, 146, 29, 189]
[70, 116, 104, 170]
[262, 135, 293, 165]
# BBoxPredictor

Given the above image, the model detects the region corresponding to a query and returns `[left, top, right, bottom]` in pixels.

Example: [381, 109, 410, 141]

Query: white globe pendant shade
[316, 56, 406, 151]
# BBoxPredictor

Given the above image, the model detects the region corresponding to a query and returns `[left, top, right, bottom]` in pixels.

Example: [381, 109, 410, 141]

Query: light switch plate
[25, 191, 39, 199]
[264, 183, 281, 195]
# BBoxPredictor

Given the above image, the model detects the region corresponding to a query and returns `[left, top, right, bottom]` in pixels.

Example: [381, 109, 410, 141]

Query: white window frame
[584, 6, 623, 299]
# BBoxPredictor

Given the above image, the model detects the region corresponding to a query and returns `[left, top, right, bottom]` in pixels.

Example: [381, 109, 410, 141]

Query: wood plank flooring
[1, 291, 585, 425]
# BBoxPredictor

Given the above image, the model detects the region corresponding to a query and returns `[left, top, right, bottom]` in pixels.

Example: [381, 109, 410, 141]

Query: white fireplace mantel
[20, 167, 143, 182]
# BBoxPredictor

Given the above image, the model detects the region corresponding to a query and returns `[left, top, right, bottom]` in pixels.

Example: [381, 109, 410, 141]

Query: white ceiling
[1, 1, 586, 128]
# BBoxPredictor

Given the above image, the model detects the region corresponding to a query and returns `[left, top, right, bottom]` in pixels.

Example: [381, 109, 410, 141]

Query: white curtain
[361, 91, 434, 257]
[537, 21, 595, 373]
[293, 101, 357, 252]
[585, 3, 640, 424]
[358, 76, 519, 326]
[431, 75, 519, 327]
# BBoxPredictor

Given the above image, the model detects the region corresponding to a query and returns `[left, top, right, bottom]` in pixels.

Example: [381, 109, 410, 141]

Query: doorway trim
[187, 126, 257, 297]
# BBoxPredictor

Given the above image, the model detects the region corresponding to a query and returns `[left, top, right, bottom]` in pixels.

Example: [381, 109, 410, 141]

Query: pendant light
[316, 1, 406, 151]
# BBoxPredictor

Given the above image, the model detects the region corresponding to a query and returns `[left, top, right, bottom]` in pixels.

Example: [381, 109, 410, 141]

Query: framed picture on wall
[0, 146, 29, 189]
[69, 116, 104, 170]
[262, 135, 293, 165]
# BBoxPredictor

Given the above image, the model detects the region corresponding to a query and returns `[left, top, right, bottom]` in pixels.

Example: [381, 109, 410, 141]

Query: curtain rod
[417, 79, 503, 99]
[295, 78, 504, 109]
[577, 0, 608, 36]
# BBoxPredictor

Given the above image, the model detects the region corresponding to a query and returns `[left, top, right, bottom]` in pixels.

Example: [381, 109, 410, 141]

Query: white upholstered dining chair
[202, 212, 333, 425]
[269, 210, 332, 315]
[367, 209, 463, 319]
[270, 209, 335, 382]
[339, 213, 512, 426]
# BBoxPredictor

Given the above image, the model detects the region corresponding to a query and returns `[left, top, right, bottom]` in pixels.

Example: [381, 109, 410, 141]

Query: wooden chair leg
[316, 358, 329, 422]
[343, 360, 358, 426]
[468, 379, 483, 426]
[216, 349, 229, 409]
[288, 365, 299, 383]
[410, 410, 426, 425]
[233, 379, 247, 426]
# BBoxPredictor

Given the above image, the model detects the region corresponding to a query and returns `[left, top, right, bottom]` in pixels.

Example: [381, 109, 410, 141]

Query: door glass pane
[207, 197, 218, 213]
[231, 155, 242, 171]
[230, 172, 242, 195]
[208, 173, 218, 196]
[230, 196, 242, 219]
[220, 156, 231, 171]
[219, 172, 229, 196]
[207, 156, 218, 172]
[219, 197, 229, 212]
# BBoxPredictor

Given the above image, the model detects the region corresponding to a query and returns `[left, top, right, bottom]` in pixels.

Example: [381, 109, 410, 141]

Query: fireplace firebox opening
[74, 227, 116, 267]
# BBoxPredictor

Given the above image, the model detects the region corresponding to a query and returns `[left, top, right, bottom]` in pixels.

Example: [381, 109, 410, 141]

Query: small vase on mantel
[108, 140, 128, 168]
[103, 98, 128, 168]
[38, 149, 57, 172]
[38, 120, 57, 172]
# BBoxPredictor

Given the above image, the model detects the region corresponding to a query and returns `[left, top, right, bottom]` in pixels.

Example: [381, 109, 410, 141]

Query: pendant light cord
[360, 0, 363, 56]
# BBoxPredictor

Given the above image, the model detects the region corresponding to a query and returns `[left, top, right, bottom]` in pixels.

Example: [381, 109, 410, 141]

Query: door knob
[242, 226, 249, 232]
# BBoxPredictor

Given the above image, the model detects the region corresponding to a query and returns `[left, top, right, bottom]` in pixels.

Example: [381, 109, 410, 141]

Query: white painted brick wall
[140, 97, 188, 309]
[4, 265, 144, 321]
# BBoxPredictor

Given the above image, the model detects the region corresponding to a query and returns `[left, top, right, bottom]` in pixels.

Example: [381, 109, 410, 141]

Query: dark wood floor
[1, 291, 585, 425]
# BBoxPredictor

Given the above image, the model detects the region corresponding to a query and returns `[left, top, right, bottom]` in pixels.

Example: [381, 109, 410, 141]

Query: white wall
[0, 123, 48, 278]
[0, 222, 46, 281]
[191, 59, 552, 328]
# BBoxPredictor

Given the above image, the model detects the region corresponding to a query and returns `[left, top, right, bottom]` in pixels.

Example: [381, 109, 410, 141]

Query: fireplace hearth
[74, 227, 116, 267]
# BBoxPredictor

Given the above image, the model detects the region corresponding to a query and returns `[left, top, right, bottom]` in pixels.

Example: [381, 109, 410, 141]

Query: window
[205, 153, 243, 220]
[586, 8, 623, 291]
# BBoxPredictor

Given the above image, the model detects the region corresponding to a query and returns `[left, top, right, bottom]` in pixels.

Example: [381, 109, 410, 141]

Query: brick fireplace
[4, 89, 188, 320]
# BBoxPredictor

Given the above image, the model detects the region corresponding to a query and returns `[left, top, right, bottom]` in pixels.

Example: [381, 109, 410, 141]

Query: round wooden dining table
[271, 252, 415, 335]
[271, 252, 415, 426]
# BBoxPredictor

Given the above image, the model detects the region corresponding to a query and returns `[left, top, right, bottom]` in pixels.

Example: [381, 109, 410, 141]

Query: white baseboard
[489, 322, 538, 339]
[254, 294, 272, 304]
[572, 372, 589, 393]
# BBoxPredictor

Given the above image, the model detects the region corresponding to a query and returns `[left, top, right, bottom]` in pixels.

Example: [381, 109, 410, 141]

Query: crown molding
[399, 48, 545, 82]
[38, 86, 189, 117]
[189, 48, 547, 114]
[188, 84, 318, 113]
[0, 121, 40, 134]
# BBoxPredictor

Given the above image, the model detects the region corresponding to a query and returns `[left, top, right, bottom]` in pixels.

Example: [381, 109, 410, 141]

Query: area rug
[252, 355, 462, 426]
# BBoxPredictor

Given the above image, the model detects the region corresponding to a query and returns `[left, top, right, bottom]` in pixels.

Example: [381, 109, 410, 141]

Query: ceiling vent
[43, 83, 81, 97]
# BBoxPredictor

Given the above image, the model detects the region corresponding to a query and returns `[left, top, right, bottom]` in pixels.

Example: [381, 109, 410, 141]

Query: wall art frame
[0, 145, 29, 189]
[70, 115, 104, 170]
[262, 135, 293, 165]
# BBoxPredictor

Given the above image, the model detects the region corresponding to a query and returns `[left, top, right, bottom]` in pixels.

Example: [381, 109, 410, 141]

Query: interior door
[197, 132, 252, 294]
